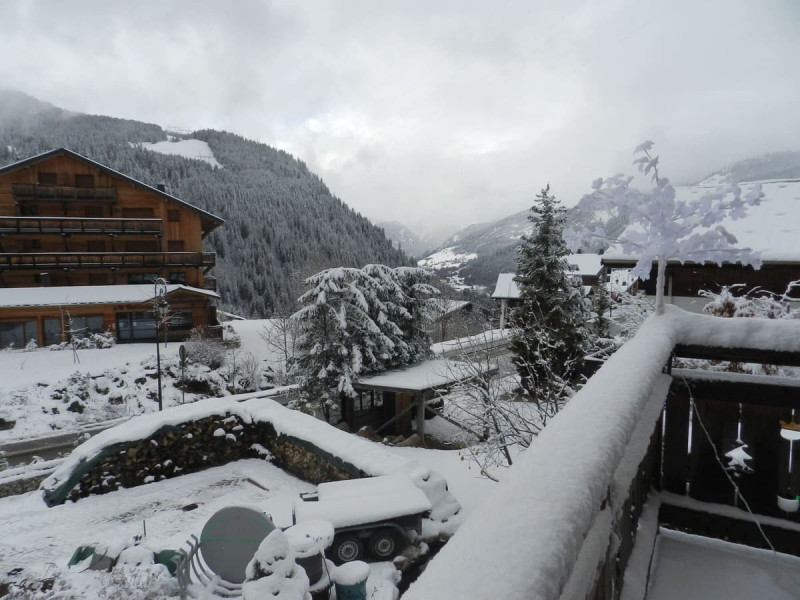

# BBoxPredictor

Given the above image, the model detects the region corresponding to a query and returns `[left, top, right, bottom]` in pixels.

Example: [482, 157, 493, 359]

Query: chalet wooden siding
[0, 149, 224, 344]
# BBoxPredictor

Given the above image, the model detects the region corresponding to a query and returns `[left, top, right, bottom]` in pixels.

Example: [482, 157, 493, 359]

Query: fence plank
[662, 388, 690, 495]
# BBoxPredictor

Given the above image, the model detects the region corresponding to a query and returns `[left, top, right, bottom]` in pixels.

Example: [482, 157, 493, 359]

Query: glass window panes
[0, 321, 39, 348]
[44, 317, 62, 346]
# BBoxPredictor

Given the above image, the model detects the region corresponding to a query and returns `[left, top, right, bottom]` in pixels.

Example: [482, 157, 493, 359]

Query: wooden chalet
[602, 179, 800, 312]
[0, 148, 224, 346]
[492, 253, 602, 328]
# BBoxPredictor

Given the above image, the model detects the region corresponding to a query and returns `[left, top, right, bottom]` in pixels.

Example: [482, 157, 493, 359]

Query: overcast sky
[2, 0, 798, 237]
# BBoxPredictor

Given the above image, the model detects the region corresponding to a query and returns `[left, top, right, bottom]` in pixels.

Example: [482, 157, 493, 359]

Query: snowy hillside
[137, 138, 222, 168]
[695, 150, 800, 186]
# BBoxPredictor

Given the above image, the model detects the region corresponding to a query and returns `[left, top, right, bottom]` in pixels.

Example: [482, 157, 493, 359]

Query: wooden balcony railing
[0, 217, 162, 236]
[202, 276, 218, 292]
[0, 252, 215, 270]
[12, 184, 116, 203]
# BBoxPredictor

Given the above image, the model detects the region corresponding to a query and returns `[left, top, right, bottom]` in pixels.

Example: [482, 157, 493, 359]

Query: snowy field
[0, 319, 286, 442]
[647, 528, 800, 600]
[0, 445, 496, 598]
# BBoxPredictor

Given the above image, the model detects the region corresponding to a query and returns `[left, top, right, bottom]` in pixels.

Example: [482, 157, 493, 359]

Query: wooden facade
[0, 149, 224, 346]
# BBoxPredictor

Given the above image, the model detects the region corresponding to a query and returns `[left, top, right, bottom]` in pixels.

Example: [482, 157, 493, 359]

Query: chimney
[156, 183, 166, 192]
[40, 273, 51, 287]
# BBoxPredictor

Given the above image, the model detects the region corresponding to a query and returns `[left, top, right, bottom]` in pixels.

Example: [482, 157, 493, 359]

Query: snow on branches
[566, 141, 764, 314]
[291, 265, 438, 420]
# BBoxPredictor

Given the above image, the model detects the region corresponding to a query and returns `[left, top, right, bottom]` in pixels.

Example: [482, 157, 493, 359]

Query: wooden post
[415, 393, 425, 445]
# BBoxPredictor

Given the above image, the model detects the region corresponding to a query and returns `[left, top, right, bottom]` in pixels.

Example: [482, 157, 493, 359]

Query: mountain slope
[696, 151, 800, 186]
[0, 91, 409, 317]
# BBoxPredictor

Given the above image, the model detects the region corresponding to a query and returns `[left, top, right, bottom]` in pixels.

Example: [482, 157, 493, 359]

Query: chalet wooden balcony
[12, 183, 116, 203]
[0, 217, 162, 236]
[0, 252, 215, 271]
[202, 275, 217, 292]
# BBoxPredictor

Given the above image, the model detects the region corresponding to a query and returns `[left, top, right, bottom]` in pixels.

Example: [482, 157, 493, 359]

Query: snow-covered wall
[403, 307, 800, 600]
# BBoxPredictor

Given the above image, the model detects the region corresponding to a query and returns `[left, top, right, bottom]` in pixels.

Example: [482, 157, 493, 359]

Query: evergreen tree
[510, 185, 589, 398]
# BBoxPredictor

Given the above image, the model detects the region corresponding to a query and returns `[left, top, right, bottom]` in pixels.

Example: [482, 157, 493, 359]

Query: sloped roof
[603, 179, 800, 264]
[0, 284, 218, 309]
[0, 148, 224, 233]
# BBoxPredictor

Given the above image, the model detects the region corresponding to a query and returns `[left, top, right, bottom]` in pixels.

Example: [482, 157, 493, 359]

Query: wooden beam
[674, 344, 800, 367]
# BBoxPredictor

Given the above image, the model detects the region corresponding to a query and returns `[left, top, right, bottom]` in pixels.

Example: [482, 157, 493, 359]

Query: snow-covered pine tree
[510, 185, 590, 398]
[291, 265, 437, 420]
[393, 266, 439, 362]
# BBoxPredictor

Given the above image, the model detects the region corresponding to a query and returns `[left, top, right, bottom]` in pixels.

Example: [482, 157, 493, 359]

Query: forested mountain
[377, 221, 442, 258]
[0, 91, 409, 316]
[695, 151, 800, 185]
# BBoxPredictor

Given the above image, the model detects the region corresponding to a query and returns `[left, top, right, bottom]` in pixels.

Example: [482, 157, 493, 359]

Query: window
[125, 240, 159, 252]
[169, 310, 193, 330]
[0, 321, 39, 348]
[167, 240, 185, 252]
[168, 210, 181, 222]
[117, 312, 157, 341]
[69, 315, 105, 336]
[128, 273, 158, 284]
[21, 205, 39, 216]
[38, 172, 57, 185]
[32, 240, 42, 250]
[75, 174, 95, 188]
[43, 318, 62, 346]
[169, 271, 187, 284]
[84, 206, 104, 218]
[122, 208, 154, 219]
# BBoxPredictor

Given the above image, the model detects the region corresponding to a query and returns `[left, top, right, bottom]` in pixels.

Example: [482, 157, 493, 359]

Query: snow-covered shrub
[48, 331, 117, 351]
[185, 326, 226, 369]
[24, 338, 38, 352]
[701, 282, 800, 320]
[242, 530, 310, 600]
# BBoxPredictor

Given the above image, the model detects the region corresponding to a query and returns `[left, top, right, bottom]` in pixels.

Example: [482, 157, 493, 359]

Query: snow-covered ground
[417, 246, 478, 271]
[646, 528, 800, 600]
[137, 139, 222, 168]
[0, 320, 287, 443]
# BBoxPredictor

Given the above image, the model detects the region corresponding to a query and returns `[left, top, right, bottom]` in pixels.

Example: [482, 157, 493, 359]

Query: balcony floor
[646, 528, 800, 600]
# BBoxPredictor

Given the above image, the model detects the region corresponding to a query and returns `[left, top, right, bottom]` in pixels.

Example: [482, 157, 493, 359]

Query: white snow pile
[137, 139, 222, 168]
[404, 306, 800, 600]
[41, 395, 462, 538]
[243, 529, 310, 600]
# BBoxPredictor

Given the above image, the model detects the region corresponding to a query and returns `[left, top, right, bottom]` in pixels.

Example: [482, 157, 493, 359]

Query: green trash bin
[333, 560, 369, 600]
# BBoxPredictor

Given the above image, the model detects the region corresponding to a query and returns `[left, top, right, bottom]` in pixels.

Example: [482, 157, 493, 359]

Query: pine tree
[510, 185, 589, 398]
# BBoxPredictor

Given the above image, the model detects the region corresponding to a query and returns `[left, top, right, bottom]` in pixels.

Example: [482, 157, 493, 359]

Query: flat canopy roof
[354, 359, 485, 393]
[0, 283, 219, 309]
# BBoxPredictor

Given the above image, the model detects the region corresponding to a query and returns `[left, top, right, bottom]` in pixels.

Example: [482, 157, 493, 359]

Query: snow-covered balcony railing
[404, 307, 800, 600]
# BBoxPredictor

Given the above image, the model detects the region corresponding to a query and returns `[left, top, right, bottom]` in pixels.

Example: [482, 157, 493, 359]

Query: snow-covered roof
[428, 298, 471, 316]
[355, 359, 481, 392]
[0, 283, 219, 308]
[491, 273, 519, 299]
[492, 255, 602, 300]
[603, 179, 800, 263]
[293, 475, 432, 528]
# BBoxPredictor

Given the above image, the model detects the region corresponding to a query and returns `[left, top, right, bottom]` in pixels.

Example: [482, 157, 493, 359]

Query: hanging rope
[681, 375, 776, 553]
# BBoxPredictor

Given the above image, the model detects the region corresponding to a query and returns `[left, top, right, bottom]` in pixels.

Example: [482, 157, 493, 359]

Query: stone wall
[45, 411, 365, 505]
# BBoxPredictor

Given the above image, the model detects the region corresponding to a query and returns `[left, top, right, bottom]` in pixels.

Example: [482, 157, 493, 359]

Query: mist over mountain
[377, 221, 444, 258]
[695, 151, 800, 185]
[0, 90, 409, 317]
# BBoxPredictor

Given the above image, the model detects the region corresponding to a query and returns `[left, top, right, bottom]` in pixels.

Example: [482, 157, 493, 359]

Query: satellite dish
[200, 506, 275, 583]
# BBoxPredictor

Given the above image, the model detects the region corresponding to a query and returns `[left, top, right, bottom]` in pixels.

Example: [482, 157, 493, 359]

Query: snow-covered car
[292, 475, 432, 564]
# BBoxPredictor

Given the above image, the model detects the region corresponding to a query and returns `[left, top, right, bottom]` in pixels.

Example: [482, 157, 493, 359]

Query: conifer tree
[510, 185, 589, 398]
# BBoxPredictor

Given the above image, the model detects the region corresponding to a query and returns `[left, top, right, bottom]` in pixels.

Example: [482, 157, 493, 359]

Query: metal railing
[12, 183, 116, 203]
[0, 217, 162, 236]
[0, 252, 215, 270]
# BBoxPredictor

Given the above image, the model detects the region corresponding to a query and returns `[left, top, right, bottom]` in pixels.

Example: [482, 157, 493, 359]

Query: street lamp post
[154, 277, 169, 412]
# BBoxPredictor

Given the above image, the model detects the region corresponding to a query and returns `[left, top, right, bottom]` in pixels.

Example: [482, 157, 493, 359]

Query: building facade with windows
[0, 148, 224, 347]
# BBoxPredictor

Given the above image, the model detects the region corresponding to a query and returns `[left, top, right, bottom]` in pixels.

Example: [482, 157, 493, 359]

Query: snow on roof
[404, 306, 800, 600]
[431, 328, 511, 357]
[293, 475, 432, 528]
[492, 255, 601, 300]
[428, 298, 471, 316]
[603, 179, 800, 263]
[354, 359, 479, 392]
[0, 283, 219, 308]
[137, 139, 222, 168]
[491, 273, 519, 299]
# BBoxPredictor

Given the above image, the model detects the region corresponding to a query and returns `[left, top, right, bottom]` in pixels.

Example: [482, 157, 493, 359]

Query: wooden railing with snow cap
[403, 307, 800, 600]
